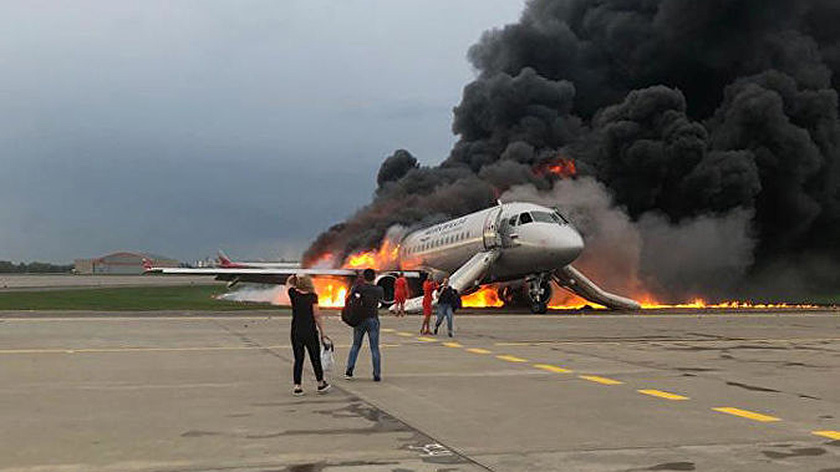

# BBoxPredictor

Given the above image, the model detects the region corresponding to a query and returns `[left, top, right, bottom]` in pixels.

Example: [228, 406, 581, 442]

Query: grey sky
[0, 0, 524, 263]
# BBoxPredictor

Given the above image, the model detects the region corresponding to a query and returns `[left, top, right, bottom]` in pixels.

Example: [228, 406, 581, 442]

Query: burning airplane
[146, 199, 640, 313]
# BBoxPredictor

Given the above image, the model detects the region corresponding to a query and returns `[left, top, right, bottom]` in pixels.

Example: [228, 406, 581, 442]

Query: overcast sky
[0, 0, 524, 263]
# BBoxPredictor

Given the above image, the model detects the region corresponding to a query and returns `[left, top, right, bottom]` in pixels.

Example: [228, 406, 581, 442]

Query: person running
[345, 268, 385, 381]
[434, 277, 460, 337]
[393, 271, 409, 317]
[286, 274, 330, 396]
[420, 275, 438, 335]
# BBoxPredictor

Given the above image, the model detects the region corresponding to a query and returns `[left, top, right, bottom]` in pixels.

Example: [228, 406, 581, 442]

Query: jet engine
[375, 274, 396, 306]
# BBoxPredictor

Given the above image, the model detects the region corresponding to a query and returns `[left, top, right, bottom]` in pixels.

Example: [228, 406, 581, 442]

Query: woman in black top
[286, 274, 330, 396]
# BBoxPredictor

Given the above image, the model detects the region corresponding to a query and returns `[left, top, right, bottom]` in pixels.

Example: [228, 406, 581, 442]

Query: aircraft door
[482, 207, 503, 250]
[499, 213, 520, 248]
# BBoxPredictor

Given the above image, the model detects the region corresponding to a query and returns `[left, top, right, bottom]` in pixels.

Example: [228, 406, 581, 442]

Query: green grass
[0, 285, 274, 311]
[802, 294, 840, 306]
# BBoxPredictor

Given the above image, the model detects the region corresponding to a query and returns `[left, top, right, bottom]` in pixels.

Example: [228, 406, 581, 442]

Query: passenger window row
[406, 231, 472, 255]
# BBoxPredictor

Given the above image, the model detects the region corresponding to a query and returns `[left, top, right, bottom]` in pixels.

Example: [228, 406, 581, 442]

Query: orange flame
[461, 287, 505, 308]
[455, 284, 819, 311]
[342, 239, 400, 270]
[303, 238, 401, 309]
[634, 295, 818, 310]
[549, 292, 606, 310]
[312, 277, 348, 308]
[533, 157, 577, 179]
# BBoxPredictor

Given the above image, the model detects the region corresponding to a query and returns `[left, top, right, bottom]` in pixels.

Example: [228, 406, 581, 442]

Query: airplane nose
[553, 227, 584, 264]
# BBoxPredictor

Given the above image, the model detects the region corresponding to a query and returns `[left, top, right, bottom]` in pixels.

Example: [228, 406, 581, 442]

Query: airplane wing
[144, 266, 358, 287]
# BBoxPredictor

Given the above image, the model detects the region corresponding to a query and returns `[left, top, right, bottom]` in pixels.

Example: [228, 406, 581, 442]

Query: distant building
[74, 252, 179, 275]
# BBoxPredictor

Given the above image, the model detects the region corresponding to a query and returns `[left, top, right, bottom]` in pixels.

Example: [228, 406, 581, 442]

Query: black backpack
[341, 288, 368, 327]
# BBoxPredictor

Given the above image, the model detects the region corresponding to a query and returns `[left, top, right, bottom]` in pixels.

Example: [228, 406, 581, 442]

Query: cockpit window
[518, 212, 534, 224]
[508, 216, 518, 226]
[552, 210, 570, 225]
[532, 211, 556, 224]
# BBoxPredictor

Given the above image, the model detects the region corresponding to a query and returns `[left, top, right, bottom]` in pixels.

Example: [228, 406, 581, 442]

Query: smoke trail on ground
[217, 285, 288, 306]
[305, 0, 840, 298]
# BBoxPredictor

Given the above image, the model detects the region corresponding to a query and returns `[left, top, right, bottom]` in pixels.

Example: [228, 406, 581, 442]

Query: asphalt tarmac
[1, 310, 839, 472]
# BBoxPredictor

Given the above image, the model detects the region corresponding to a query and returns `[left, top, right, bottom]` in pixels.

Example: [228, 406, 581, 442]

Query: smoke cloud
[305, 0, 840, 299]
[503, 178, 755, 302]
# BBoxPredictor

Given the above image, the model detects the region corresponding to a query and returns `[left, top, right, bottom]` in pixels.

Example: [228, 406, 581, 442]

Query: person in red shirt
[393, 271, 409, 317]
[420, 275, 438, 334]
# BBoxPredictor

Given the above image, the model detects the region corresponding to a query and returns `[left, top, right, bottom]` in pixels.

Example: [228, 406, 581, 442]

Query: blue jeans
[435, 303, 454, 335]
[345, 316, 381, 378]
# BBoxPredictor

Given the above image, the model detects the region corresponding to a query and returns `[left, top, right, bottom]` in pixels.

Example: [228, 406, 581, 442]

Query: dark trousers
[291, 330, 323, 385]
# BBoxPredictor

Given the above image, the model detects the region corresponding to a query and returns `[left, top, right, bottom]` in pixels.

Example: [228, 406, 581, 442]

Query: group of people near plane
[284, 269, 461, 396]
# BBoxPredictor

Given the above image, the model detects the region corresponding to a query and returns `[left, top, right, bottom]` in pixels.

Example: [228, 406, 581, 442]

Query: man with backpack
[434, 277, 461, 338]
[343, 268, 385, 381]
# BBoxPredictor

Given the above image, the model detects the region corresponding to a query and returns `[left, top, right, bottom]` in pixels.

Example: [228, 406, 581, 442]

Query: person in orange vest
[393, 271, 409, 317]
[420, 274, 438, 335]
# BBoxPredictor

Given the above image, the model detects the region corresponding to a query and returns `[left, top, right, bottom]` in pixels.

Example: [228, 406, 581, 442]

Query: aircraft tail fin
[217, 250, 234, 267]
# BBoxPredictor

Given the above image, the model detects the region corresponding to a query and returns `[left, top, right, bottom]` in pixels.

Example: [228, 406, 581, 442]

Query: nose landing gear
[527, 274, 552, 314]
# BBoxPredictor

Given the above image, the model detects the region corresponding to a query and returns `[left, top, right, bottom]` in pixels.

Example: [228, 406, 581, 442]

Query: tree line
[0, 261, 74, 274]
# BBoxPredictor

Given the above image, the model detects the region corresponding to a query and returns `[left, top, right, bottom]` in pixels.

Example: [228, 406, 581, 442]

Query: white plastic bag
[320, 336, 335, 372]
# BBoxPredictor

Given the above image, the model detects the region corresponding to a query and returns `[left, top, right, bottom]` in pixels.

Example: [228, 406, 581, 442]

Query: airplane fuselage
[397, 202, 584, 284]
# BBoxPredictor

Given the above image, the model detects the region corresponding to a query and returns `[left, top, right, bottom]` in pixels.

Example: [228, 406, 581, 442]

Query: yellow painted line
[466, 348, 492, 354]
[533, 364, 573, 374]
[442, 342, 463, 348]
[638, 389, 689, 401]
[579, 375, 623, 385]
[712, 407, 781, 423]
[395, 332, 414, 337]
[381, 328, 396, 333]
[496, 354, 528, 363]
[813, 431, 840, 440]
[417, 337, 437, 342]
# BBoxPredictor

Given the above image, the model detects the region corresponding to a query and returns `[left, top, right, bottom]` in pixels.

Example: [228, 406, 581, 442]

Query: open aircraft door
[482, 206, 503, 250]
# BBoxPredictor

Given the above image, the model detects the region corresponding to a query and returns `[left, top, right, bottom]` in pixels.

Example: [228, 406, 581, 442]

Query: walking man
[345, 268, 385, 381]
[434, 277, 460, 337]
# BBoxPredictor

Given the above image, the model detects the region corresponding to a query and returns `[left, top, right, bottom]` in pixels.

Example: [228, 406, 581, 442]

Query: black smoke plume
[305, 0, 840, 300]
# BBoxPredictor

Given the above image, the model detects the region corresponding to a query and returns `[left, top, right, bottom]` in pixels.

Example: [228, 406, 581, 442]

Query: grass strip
[0, 285, 271, 311]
